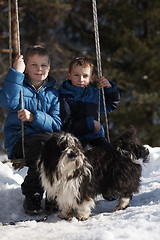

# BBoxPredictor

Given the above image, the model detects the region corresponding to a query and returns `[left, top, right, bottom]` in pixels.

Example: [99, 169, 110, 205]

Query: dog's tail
[112, 126, 150, 164]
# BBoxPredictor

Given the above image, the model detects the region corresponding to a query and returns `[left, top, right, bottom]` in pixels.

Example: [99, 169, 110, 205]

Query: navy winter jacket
[0, 68, 62, 158]
[59, 79, 120, 141]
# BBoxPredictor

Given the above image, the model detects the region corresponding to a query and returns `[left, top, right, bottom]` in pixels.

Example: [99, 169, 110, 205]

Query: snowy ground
[0, 145, 160, 240]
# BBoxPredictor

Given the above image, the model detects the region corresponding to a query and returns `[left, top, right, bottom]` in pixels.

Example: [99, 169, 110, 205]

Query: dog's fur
[38, 127, 149, 221]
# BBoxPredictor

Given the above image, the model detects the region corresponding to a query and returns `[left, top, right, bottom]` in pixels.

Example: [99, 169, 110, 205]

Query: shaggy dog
[38, 127, 149, 221]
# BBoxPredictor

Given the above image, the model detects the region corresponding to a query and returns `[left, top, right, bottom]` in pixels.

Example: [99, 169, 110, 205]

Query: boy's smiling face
[67, 64, 94, 87]
[25, 54, 50, 88]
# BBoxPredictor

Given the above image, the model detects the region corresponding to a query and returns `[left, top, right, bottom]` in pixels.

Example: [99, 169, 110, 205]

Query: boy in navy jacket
[0, 45, 61, 214]
[59, 56, 120, 149]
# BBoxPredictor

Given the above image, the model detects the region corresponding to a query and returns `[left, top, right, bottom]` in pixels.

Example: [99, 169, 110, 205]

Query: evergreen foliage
[0, 0, 160, 149]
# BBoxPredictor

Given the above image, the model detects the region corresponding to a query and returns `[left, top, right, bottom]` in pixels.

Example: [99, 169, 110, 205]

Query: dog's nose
[67, 152, 77, 159]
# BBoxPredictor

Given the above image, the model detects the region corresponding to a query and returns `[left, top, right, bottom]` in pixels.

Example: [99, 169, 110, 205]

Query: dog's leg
[58, 208, 74, 220]
[76, 198, 95, 221]
[114, 196, 131, 211]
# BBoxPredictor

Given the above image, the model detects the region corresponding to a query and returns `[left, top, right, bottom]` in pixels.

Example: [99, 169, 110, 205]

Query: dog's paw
[114, 197, 130, 211]
[58, 211, 73, 221]
[114, 204, 129, 211]
[76, 214, 89, 221]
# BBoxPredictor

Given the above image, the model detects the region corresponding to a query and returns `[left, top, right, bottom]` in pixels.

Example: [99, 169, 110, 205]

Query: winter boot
[23, 193, 42, 215]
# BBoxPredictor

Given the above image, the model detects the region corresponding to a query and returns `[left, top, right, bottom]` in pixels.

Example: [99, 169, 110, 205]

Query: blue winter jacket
[0, 68, 62, 158]
[59, 79, 120, 141]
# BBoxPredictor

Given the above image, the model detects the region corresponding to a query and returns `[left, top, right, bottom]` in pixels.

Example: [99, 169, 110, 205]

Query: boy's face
[25, 54, 50, 87]
[67, 64, 94, 87]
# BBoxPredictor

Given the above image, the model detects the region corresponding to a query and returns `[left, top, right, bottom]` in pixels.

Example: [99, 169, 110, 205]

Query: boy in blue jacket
[59, 56, 120, 149]
[0, 45, 61, 215]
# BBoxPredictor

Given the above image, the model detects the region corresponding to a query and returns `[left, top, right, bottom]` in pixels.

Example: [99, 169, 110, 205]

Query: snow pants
[11, 132, 52, 198]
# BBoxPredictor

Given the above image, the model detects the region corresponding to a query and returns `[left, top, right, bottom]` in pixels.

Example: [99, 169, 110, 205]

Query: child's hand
[18, 109, 34, 122]
[94, 120, 101, 132]
[13, 55, 25, 73]
[97, 76, 112, 88]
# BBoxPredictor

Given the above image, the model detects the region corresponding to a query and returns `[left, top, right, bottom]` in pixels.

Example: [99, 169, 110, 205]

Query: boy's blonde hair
[24, 45, 50, 64]
[69, 56, 94, 74]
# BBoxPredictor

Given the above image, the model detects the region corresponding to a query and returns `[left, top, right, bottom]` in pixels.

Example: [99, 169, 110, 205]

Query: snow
[0, 145, 160, 240]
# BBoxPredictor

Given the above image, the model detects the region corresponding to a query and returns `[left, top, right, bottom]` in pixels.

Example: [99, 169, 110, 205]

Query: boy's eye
[83, 75, 88, 78]
[32, 64, 37, 67]
[42, 64, 47, 67]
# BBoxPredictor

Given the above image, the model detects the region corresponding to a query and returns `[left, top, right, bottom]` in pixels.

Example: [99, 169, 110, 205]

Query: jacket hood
[24, 75, 57, 90]
[59, 80, 92, 100]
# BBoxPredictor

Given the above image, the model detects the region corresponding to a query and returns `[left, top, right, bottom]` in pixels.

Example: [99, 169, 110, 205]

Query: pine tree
[0, 0, 160, 150]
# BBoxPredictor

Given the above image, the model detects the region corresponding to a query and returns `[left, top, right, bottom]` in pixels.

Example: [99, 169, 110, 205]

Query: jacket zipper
[80, 87, 87, 98]
[36, 92, 38, 110]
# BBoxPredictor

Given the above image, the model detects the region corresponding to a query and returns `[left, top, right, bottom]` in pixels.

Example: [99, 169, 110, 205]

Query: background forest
[0, 0, 160, 153]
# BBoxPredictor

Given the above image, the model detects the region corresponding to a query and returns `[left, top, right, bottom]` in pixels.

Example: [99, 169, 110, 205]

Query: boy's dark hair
[69, 56, 94, 73]
[24, 45, 50, 64]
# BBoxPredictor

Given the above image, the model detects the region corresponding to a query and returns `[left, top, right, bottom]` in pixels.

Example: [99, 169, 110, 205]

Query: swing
[7, 0, 110, 169]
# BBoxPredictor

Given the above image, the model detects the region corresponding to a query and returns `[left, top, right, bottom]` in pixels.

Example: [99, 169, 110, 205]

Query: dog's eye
[67, 152, 77, 158]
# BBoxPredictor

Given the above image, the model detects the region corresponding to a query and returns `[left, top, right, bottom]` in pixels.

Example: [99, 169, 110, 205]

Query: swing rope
[8, 0, 26, 165]
[92, 0, 110, 143]
[8, 0, 12, 68]
[15, 0, 21, 55]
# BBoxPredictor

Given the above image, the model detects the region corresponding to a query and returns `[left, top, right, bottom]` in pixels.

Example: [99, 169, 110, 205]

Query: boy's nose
[79, 76, 84, 81]
[37, 66, 42, 71]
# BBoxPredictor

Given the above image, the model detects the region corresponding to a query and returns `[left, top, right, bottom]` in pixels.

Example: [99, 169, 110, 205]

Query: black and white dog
[38, 127, 149, 221]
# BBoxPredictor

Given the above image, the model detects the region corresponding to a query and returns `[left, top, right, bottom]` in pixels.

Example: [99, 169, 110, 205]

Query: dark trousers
[11, 132, 52, 198]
